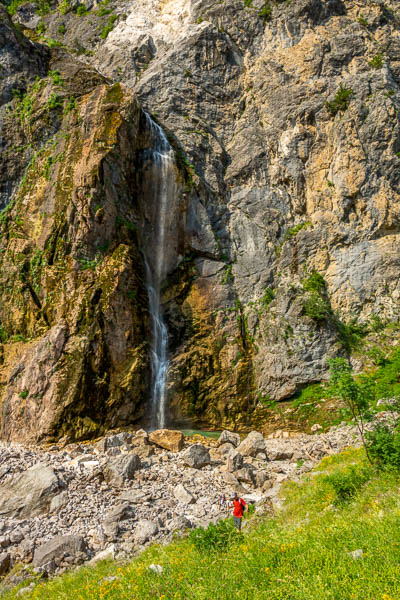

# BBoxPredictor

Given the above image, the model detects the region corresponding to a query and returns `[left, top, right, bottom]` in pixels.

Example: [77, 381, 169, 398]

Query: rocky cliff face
[1, 0, 400, 440]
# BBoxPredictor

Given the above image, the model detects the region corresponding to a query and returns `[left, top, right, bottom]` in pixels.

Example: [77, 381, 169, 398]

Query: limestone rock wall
[1, 0, 400, 437]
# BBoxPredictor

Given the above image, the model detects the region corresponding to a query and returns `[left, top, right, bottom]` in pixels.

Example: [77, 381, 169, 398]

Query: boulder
[225, 450, 244, 473]
[49, 491, 68, 513]
[234, 468, 255, 485]
[104, 503, 135, 524]
[134, 520, 158, 545]
[133, 445, 154, 458]
[237, 431, 266, 457]
[221, 471, 248, 494]
[217, 430, 241, 448]
[103, 454, 141, 487]
[89, 545, 115, 564]
[32, 535, 87, 571]
[267, 448, 294, 461]
[173, 484, 195, 504]
[0, 552, 10, 576]
[181, 444, 210, 469]
[218, 442, 235, 457]
[166, 516, 193, 532]
[131, 429, 149, 446]
[0, 464, 59, 518]
[255, 471, 269, 488]
[149, 429, 184, 452]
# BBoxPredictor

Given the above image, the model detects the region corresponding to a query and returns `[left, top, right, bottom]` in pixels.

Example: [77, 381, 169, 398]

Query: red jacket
[233, 498, 247, 518]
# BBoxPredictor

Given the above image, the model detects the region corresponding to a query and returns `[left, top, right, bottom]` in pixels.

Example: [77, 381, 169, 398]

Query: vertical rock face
[1, 0, 400, 438]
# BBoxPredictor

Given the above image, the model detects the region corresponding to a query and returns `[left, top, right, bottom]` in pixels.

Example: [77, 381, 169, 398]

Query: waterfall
[140, 114, 177, 430]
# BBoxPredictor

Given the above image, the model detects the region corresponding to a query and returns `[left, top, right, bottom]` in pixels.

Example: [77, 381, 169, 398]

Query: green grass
[5, 448, 400, 599]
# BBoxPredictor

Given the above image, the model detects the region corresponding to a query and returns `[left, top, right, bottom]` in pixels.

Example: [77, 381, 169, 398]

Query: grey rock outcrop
[134, 520, 159, 545]
[237, 432, 266, 458]
[217, 431, 241, 448]
[32, 535, 87, 571]
[103, 455, 141, 487]
[0, 465, 59, 518]
[181, 444, 211, 469]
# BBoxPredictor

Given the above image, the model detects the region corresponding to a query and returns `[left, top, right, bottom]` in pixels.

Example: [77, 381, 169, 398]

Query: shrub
[324, 464, 371, 504]
[261, 286, 274, 308]
[19, 390, 29, 399]
[303, 269, 325, 293]
[189, 519, 237, 553]
[259, 1, 272, 20]
[369, 53, 384, 69]
[59, 0, 71, 15]
[47, 93, 63, 110]
[303, 292, 330, 321]
[326, 85, 353, 116]
[36, 21, 46, 34]
[58, 23, 66, 34]
[76, 4, 87, 15]
[0, 325, 8, 343]
[366, 423, 400, 469]
[100, 14, 118, 39]
[335, 317, 368, 352]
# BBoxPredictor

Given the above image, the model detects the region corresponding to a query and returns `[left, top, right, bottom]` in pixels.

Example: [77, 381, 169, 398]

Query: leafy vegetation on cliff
[5, 447, 400, 599]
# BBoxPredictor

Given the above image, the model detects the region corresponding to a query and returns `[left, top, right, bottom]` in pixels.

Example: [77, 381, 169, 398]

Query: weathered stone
[237, 432, 266, 458]
[103, 454, 141, 487]
[217, 431, 241, 448]
[49, 491, 68, 514]
[0, 465, 59, 518]
[166, 516, 193, 532]
[0, 552, 10, 576]
[181, 444, 211, 469]
[104, 503, 135, 524]
[148, 430, 184, 452]
[234, 468, 255, 485]
[218, 443, 235, 457]
[89, 545, 116, 564]
[32, 535, 87, 571]
[173, 484, 195, 505]
[225, 450, 244, 473]
[134, 520, 158, 545]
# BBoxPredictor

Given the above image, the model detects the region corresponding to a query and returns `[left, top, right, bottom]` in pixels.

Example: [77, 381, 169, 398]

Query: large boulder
[0, 464, 59, 518]
[237, 432, 266, 458]
[32, 535, 87, 571]
[181, 444, 211, 469]
[148, 429, 184, 452]
[103, 454, 141, 487]
[174, 484, 195, 504]
[217, 430, 241, 448]
[104, 503, 135, 524]
[134, 520, 159, 545]
[225, 450, 244, 473]
[0, 552, 10, 576]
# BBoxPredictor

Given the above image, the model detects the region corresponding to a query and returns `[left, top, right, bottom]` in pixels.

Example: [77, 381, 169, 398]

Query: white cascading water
[141, 114, 177, 430]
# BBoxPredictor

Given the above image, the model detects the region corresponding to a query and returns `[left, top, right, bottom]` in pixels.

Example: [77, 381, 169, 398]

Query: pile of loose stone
[0, 419, 379, 589]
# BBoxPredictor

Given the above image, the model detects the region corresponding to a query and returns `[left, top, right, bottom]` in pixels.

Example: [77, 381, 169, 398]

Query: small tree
[328, 358, 375, 463]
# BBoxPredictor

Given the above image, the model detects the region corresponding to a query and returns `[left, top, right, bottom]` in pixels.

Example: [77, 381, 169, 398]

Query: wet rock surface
[0, 422, 378, 585]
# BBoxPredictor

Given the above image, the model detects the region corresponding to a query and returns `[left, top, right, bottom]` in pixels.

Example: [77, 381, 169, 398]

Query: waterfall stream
[141, 114, 177, 430]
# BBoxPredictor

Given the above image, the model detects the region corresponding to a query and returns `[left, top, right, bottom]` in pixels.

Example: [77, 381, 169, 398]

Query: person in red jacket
[231, 493, 247, 532]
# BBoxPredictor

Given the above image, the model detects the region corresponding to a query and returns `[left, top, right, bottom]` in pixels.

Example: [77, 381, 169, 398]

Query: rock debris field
[0, 421, 374, 587]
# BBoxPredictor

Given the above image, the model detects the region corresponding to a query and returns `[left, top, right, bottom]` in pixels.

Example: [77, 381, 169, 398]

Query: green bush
[259, 1, 272, 20]
[326, 85, 353, 116]
[303, 269, 325, 293]
[261, 286, 274, 308]
[323, 465, 371, 504]
[57, 23, 66, 34]
[366, 424, 400, 469]
[36, 21, 46, 34]
[189, 519, 237, 553]
[303, 292, 330, 321]
[47, 93, 63, 110]
[369, 53, 384, 69]
[76, 4, 87, 15]
[100, 14, 118, 39]
[336, 317, 368, 352]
